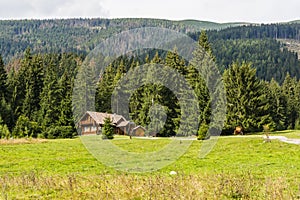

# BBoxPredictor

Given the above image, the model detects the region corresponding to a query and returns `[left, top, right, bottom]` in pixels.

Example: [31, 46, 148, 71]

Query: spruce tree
[95, 64, 115, 113]
[265, 79, 287, 130]
[102, 117, 114, 139]
[282, 73, 298, 129]
[0, 55, 7, 99]
[223, 62, 269, 133]
[198, 30, 215, 61]
[39, 55, 61, 134]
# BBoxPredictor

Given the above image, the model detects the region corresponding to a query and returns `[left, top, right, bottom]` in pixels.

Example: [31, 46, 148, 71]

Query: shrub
[44, 126, 75, 139]
[102, 117, 114, 140]
[295, 118, 300, 130]
[197, 123, 209, 140]
[12, 115, 41, 138]
[0, 124, 10, 139]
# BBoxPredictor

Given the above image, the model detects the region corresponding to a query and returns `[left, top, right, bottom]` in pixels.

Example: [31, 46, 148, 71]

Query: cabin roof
[132, 125, 146, 131]
[85, 111, 126, 125]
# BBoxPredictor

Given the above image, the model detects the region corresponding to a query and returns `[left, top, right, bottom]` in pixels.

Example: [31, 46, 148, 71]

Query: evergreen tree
[13, 48, 32, 117]
[57, 72, 74, 127]
[265, 79, 287, 130]
[223, 62, 269, 133]
[0, 54, 7, 99]
[102, 117, 114, 139]
[198, 30, 215, 61]
[0, 55, 14, 130]
[39, 55, 61, 132]
[282, 73, 298, 129]
[21, 54, 44, 121]
[95, 64, 115, 113]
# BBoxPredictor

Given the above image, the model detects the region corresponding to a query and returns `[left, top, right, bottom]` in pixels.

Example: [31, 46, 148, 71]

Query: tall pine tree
[223, 62, 269, 133]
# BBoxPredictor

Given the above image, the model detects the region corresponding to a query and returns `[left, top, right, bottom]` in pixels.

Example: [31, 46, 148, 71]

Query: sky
[0, 0, 299, 23]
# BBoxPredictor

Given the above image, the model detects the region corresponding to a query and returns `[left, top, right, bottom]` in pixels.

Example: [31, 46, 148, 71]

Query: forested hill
[0, 18, 246, 63]
[1, 18, 300, 83]
[189, 23, 300, 83]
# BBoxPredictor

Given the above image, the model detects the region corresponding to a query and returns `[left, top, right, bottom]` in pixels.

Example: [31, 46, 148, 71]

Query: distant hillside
[177, 19, 249, 30]
[0, 18, 246, 63]
[278, 39, 300, 58]
[1, 17, 300, 83]
[189, 23, 300, 83]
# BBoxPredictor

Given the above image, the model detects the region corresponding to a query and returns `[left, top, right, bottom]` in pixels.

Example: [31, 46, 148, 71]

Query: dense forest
[0, 18, 245, 63]
[1, 19, 300, 138]
[189, 23, 300, 83]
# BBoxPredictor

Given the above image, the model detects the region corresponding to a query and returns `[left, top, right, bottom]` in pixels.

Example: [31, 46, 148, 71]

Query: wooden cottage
[77, 111, 134, 135]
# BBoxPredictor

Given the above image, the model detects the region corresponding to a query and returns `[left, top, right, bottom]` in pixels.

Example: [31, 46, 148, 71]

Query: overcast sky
[0, 0, 299, 23]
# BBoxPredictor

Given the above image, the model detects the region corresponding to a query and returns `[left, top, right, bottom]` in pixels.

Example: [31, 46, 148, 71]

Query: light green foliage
[0, 118, 10, 139]
[197, 122, 209, 140]
[0, 132, 300, 198]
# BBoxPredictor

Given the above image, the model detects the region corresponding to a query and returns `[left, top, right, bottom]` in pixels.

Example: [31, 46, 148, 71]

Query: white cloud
[0, 0, 109, 19]
[0, 0, 299, 23]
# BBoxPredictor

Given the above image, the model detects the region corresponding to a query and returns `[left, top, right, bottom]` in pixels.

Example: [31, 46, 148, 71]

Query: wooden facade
[79, 114, 100, 135]
[78, 111, 134, 136]
[132, 126, 146, 137]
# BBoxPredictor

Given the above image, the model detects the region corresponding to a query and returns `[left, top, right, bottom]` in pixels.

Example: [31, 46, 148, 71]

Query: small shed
[132, 126, 146, 137]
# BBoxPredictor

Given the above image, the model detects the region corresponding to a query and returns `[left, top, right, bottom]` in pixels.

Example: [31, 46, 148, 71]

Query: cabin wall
[134, 128, 145, 136]
[80, 114, 100, 135]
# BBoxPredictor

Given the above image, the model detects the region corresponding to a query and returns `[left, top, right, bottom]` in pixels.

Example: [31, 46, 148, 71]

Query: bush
[0, 124, 10, 139]
[12, 115, 41, 138]
[295, 118, 300, 130]
[44, 126, 75, 139]
[197, 123, 209, 140]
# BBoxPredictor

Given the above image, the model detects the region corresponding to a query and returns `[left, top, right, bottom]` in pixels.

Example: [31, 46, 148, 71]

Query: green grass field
[1, 131, 300, 199]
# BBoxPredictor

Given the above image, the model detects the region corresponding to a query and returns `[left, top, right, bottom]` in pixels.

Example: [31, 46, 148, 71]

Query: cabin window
[84, 127, 90, 132]
[91, 126, 97, 132]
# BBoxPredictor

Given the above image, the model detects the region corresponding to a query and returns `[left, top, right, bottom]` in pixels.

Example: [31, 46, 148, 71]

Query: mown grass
[1, 131, 300, 199]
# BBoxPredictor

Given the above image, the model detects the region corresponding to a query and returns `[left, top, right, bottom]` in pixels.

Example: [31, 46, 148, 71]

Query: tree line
[0, 49, 82, 138]
[95, 31, 300, 137]
[1, 31, 300, 138]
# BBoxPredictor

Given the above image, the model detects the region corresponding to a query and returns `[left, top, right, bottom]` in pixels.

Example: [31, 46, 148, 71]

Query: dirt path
[265, 135, 300, 145]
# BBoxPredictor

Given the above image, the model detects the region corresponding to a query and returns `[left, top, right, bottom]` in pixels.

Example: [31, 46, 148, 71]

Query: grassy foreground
[1, 131, 300, 199]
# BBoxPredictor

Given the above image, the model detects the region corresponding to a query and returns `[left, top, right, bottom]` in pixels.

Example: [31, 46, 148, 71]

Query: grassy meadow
[1, 131, 300, 199]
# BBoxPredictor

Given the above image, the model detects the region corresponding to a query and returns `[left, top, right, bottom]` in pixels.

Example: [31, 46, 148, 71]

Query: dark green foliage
[4, 51, 81, 138]
[3, 20, 300, 138]
[12, 115, 41, 138]
[189, 25, 300, 83]
[0, 117, 10, 139]
[206, 24, 300, 41]
[0, 55, 7, 98]
[264, 79, 287, 130]
[0, 55, 14, 130]
[282, 74, 299, 129]
[223, 62, 269, 133]
[43, 126, 75, 139]
[0, 18, 240, 63]
[0, 97, 13, 130]
[102, 117, 114, 140]
[211, 39, 300, 83]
